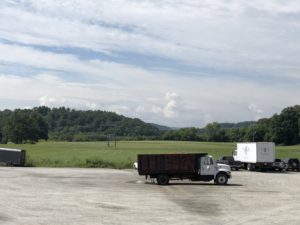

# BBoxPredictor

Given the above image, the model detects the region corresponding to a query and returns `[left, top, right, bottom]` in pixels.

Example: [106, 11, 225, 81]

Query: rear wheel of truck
[157, 174, 169, 185]
[215, 173, 228, 185]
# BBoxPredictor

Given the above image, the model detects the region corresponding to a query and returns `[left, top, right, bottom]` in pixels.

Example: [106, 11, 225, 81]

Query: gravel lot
[0, 167, 299, 225]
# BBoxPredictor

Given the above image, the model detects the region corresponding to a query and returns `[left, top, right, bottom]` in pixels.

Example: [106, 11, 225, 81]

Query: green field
[1, 141, 300, 168]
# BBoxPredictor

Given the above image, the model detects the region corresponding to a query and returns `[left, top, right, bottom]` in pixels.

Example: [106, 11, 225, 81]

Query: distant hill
[151, 121, 254, 131]
[150, 123, 172, 131]
[0, 107, 161, 142]
[219, 121, 255, 129]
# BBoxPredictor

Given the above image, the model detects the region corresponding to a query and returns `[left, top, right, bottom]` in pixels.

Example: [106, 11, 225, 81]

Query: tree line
[162, 105, 300, 145]
[0, 106, 160, 143]
[0, 105, 299, 145]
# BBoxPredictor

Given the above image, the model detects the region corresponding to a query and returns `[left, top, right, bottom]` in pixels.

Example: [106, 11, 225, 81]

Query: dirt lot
[0, 168, 299, 225]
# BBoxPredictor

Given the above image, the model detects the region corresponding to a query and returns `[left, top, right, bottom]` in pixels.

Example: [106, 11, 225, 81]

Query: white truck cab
[199, 155, 231, 184]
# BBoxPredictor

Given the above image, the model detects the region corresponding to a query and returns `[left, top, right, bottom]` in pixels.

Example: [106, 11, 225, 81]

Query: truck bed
[138, 153, 207, 175]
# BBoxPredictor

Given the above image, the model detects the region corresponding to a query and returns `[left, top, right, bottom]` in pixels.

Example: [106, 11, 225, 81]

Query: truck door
[200, 156, 214, 175]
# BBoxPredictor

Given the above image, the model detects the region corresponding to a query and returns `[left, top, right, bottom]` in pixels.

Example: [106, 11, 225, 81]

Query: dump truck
[137, 153, 231, 185]
[0, 148, 26, 166]
[233, 142, 275, 171]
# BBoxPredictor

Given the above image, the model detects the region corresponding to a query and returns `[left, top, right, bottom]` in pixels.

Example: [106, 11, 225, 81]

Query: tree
[227, 127, 248, 142]
[162, 128, 201, 141]
[6, 110, 48, 144]
[299, 117, 300, 138]
[246, 118, 272, 142]
[0, 130, 5, 144]
[204, 122, 229, 142]
[270, 106, 300, 145]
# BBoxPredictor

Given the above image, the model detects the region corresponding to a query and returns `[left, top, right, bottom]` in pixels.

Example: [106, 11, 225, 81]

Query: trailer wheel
[247, 163, 255, 171]
[6, 161, 13, 167]
[215, 173, 228, 185]
[157, 174, 169, 185]
[247, 163, 251, 171]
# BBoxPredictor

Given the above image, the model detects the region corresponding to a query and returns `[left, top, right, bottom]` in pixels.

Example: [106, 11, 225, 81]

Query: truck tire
[247, 163, 255, 171]
[157, 174, 169, 185]
[6, 161, 13, 167]
[215, 173, 228, 185]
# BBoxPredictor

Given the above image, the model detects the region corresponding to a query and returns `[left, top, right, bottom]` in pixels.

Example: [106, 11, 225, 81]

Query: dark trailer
[0, 148, 26, 166]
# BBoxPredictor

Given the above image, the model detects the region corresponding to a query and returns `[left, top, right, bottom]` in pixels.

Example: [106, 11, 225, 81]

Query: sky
[0, 0, 300, 127]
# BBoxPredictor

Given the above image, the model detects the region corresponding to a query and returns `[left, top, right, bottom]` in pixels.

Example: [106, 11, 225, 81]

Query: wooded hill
[0, 106, 161, 143]
[0, 105, 299, 145]
[162, 105, 300, 145]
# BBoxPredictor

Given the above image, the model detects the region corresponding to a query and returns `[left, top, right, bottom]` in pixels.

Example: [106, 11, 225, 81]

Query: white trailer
[233, 142, 275, 171]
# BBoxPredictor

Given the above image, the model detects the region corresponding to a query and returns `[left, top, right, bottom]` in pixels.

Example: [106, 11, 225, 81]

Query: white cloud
[107, 105, 129, 115]
[0, 1, 300, 127]
[86, 102, 98, 110]
[163, 92, 179, 118]
[248, 104, 264, 120]
[0, 42, 167, 88]
[151, 105, 162, 114]
[0, 72, 300, 127]
[165, 92, 178, 101]
[135, 106, 145, 113]
[36, 74, 64, 84]
[1, 1, 300, 79]
[163, 100, 177, 118]
[39, 96, 57, 107]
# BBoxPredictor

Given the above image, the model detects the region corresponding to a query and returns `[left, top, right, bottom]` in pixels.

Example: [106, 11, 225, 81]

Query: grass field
[1, 141, 300, 168]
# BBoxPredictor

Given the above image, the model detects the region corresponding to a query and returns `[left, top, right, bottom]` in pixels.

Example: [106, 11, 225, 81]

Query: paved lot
[0, 167, 299, 225]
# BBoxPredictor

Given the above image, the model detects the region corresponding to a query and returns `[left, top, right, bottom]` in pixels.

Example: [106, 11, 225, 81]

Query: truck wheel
[247, 163, 251, 171]
[235, 167, 239, 171]
[247, 163, 255, 171]
[215, 173, 228, 185]
[157, 174, 169, 185]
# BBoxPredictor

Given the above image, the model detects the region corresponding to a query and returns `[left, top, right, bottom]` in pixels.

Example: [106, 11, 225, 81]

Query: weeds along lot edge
[0, 141, 299, 168]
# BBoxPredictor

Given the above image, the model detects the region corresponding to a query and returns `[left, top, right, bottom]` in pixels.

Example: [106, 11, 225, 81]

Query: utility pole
[107, 134, 110, 147]
[114, 126, 117, 149]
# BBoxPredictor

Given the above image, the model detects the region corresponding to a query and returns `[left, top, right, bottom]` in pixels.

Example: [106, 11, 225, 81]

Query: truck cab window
[204, 158, 209, 165]
[203, 157, 213, 165]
